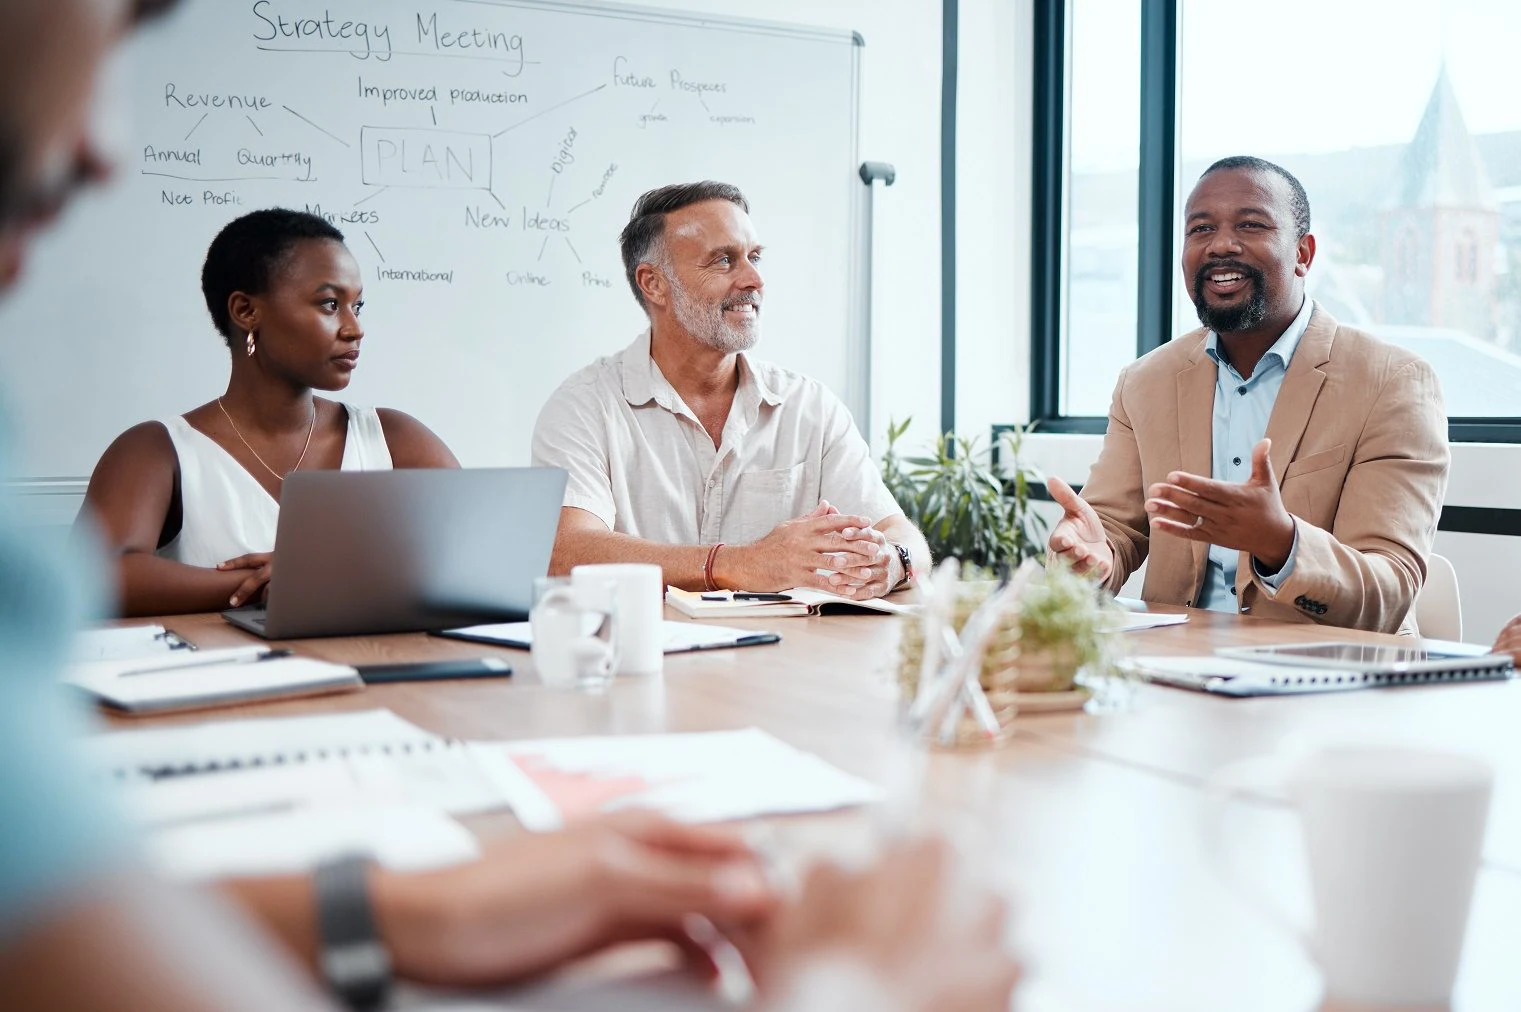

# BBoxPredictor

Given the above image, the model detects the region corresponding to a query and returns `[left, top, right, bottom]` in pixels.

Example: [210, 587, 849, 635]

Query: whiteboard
[0, 0, 863, 479]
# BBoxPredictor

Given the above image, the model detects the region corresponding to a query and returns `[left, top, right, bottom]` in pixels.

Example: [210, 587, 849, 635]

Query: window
[1179, 0, 1521, 421]
[1029, 0, 1521, 439]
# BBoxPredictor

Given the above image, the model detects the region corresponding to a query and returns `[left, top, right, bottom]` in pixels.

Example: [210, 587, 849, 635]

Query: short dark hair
[200, 208, 345, 345]
[618, 181, 749, 308]
[1199, 155, 1311, 239]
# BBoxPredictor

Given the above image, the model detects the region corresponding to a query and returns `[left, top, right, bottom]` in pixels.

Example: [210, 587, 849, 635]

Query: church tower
[1379, 66, 1500, 340]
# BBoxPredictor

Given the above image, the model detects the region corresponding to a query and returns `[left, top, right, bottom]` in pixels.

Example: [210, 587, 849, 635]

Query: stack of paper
[93, 709, 499, 879]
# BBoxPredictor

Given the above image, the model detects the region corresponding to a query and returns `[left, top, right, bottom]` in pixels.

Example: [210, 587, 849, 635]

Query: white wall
[955, 0, 1032, 445]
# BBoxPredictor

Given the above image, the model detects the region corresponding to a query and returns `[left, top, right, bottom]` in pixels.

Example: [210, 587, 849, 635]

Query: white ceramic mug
[572, 564, 663, 675]
[1204, 744, 1493, 1008]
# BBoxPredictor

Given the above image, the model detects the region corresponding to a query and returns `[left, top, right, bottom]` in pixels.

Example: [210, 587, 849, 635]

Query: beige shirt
[531, 331, 902, 545]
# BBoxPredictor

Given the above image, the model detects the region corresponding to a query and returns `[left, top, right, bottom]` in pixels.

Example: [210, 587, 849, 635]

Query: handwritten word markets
[305, 204, 380, 226]
[378, 266, 454, 283]
[251, 2, 393, 59]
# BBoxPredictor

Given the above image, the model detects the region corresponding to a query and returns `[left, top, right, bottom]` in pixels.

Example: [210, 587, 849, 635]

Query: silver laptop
[223, 467, 566, 639]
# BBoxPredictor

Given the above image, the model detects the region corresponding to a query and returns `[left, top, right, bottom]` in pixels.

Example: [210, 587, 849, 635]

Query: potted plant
[896, 562, 1129, 742]
[881, 419, 1048, 574]
[885, 422, 1129, 736]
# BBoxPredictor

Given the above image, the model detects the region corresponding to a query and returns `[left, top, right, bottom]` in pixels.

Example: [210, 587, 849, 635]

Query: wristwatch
[890, 542, 913, 590]
[314, 853, 392, 1010]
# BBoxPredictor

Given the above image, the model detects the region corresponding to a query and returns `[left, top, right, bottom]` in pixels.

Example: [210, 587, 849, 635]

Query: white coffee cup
[571, 564, 663, 675]
[1204, 744, 1493, 1008]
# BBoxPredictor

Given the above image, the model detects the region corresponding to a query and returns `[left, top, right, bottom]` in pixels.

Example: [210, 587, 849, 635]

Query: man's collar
[741, 354, 785, 407]
[619, 329, 671, 409]
[619, 328, 783, 409]
[1205, 294, 1315, 373]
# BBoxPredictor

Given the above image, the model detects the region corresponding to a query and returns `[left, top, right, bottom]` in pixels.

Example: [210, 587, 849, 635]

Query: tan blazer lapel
[1264, 306, 1335, 479]
[1175, 333, 1216, 590]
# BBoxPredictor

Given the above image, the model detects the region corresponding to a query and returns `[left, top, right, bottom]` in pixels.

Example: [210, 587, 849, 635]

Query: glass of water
[530, 576, 618, 692]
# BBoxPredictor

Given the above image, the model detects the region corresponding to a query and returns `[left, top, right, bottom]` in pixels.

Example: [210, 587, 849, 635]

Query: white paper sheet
[469, 728, 882, 831]
[1117, 612, 1190, 632]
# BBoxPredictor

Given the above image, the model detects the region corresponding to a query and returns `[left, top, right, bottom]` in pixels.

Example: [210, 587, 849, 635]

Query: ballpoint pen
[118, 648, 293, 677]
[734, 592, 793, 601]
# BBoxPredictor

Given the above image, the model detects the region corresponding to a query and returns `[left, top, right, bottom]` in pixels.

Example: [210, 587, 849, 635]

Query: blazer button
[1185, 600, 1193, 608]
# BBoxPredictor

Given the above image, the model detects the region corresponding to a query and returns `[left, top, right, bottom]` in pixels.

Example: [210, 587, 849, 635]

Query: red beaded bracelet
[704, 543, 726, 592]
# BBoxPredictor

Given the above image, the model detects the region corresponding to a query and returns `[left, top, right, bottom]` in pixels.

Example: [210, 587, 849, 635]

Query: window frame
[1023, 0, 1521, 444]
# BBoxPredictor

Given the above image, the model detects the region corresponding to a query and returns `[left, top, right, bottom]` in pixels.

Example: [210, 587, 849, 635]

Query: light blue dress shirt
[0, 407, 122, 939]
[1195, 296, 1314, 613]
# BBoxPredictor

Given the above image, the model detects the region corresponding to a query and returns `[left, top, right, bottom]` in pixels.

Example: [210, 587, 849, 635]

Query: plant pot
[1011, 641, 1082, 693]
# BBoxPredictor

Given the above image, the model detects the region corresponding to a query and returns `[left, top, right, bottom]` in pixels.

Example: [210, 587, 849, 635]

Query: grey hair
[618, 181, 749, 310]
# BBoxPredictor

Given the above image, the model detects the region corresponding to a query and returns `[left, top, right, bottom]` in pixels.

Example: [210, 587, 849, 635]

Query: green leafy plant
[882, 418, 1050, 572]
[1017, 561, 1125, 671]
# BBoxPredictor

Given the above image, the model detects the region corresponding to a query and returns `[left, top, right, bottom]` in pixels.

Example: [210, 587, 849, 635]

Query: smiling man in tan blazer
[1046, 156, 1449, 634]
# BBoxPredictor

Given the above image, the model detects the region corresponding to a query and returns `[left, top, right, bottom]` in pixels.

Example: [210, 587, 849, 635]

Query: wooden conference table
[120, 607, 1521, 1012]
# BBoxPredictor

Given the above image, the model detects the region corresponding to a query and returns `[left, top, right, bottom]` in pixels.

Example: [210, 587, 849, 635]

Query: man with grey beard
[534, 181, 928, 599]
[1045, 156, 1448, 634]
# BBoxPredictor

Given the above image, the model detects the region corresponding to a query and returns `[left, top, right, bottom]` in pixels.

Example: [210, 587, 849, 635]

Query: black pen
[118, 648, 293, 677]
[734, 592, 794, 602]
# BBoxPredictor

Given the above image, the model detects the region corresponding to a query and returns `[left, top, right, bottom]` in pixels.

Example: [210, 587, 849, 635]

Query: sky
[1070, 0, 1521, 174]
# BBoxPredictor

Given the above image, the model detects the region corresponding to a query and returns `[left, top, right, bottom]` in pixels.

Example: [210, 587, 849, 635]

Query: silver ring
[1192, 514, 1206, 529]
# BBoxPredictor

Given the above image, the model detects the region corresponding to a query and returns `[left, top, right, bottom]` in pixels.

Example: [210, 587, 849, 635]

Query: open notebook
[65, 646, 360, 714]
[666, 586, 918, 619]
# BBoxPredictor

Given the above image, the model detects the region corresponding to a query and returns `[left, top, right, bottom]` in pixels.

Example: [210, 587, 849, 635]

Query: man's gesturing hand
[1045, 476, 1114, 581]
[1145, 438, 1296, 572]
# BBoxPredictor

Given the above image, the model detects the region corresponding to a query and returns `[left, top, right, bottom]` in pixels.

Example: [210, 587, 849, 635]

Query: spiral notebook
[1126, 643, 1514, 697]
[87, 709, 508, 817]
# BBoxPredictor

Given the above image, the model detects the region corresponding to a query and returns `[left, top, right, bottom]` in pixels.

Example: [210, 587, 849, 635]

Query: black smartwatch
[314, 853, 392, 1010]
[890, 542, 914, 590]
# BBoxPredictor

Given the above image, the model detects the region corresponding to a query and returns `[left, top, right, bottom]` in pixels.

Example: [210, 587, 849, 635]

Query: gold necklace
[216, 397, 317, 482]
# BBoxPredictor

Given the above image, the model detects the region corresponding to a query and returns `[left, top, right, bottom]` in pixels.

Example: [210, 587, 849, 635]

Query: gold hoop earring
[245, 331, 256, 357]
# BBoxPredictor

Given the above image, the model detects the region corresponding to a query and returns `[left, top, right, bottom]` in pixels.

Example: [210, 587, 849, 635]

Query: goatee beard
[1192, 261, 1269, 333]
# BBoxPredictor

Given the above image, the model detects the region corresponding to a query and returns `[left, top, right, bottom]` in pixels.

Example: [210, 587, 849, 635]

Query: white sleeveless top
[155, 405, 393, 568]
